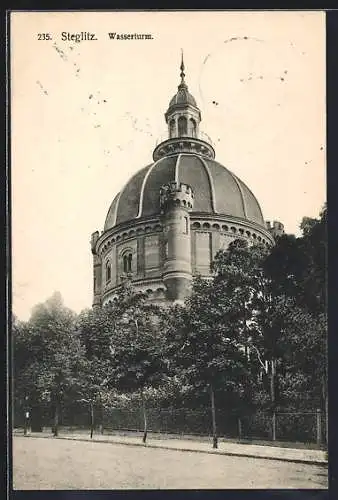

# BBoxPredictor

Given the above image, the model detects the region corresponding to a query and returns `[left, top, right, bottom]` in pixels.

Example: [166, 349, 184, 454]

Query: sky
[11, 10, 326, 320]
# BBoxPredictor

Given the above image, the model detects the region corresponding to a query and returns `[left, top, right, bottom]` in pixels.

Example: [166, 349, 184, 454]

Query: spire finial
[180, 49, 186, 85]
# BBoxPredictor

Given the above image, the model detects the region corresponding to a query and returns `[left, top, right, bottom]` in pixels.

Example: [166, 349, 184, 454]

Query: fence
[101, 408, 326, 445]
[14, 401, 328, 446]
[238, 411, 326, 445]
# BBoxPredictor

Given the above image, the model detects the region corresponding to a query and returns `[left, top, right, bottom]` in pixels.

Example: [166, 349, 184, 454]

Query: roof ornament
[179, 49, 187, 89]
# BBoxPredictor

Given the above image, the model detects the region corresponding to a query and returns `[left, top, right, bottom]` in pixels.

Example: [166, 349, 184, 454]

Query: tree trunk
[321, 374, 328, 445]
[24, 411, 29, 435]
[210, 384, 218, 449]
[141, 392, 148, 444]
[325, 393, 328, 445]
[238, 417, 242, 441]
[30, 404, 43, 432]
[98, 393, 104, 435]
[90, 401, 94, 439]
[53, 404, 59, 437]
[270, 360, 276, 441]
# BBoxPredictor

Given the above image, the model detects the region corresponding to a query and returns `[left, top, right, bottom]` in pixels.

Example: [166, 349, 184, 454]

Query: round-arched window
[178, 116, 188, 136]
[105, 261, 111, 282]
[169, 119, 176, 138]
[123, 253, 133, 273]
[189, 118, 197, 137]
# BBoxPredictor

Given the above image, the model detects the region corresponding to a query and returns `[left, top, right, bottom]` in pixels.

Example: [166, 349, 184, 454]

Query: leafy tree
[77, 280, 168, 443]
[299, 204, 327, 314]
[165, 275, 249, 448]
[108, 286, 167, 443]
[277, 307, 327, 411]
[14, 292, 84, 435]
[75, 355, 112, 438]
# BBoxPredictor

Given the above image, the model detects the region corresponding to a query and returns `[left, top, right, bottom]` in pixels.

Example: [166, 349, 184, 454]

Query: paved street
[12, 436, 328, 490]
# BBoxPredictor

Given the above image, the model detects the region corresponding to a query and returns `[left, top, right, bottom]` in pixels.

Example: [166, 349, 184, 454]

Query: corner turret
[160, 182, 194, 301]
[91, 231, 102, 307]
[266, 220, 285, 239]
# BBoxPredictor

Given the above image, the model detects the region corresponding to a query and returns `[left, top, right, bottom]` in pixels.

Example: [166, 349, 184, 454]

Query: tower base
[164, 276, 192, 301]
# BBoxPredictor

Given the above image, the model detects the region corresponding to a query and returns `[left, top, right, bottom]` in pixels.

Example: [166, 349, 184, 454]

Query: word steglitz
[108, 32, 154, 40]
[61, 32, 98, 42]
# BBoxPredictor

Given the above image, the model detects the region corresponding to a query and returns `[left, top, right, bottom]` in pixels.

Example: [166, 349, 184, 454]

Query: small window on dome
[169, 119, 176, 138]
[189, 118, 197, 138]
[178, 116, 187, 136]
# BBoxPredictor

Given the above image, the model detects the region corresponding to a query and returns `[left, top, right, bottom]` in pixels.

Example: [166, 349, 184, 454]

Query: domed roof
[104, 154, 265, 231]
[169, 85, 198, 108]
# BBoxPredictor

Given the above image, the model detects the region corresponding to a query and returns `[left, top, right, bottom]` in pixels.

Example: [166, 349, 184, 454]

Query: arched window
[178, 116, 187, 136]
[127, 253, 132, 272]
[123, 253, 133, 273]
[189, 118, 197, 137]
[105, 261, 111, 283]
[169, 119, 176, 138]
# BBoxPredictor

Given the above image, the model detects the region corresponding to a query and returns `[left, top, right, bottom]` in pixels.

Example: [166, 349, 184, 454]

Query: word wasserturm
[108, 32, 154, 40]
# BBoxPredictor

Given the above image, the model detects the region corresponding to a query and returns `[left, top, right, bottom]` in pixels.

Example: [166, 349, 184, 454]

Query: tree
[276, 306, 327, 411]
[299, 204, 327, 314]
[75, 355, 112, 438]
[13, 292, 84, 435]
[165, 273, 249, 449]
[255, 213, 327, 415]
[77, 280, 168, 443]
[108, 285, 167, 443]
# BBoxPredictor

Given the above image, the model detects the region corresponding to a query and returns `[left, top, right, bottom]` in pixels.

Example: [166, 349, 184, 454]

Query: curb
[18, 433, 328, 467]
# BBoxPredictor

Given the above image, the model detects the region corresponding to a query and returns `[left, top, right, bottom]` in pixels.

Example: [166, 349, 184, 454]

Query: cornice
[96, 211, 274, 258]
[153, 137, 215, 162]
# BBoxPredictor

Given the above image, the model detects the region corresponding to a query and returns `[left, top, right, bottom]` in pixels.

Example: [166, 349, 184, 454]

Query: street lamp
[24, 395, 29, 435]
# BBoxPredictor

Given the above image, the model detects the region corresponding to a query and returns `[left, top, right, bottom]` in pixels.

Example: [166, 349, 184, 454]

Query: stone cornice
[96, 217, 162, 257]
[189, 213, 274, 244]
[153, 137, 215, 162]
[95, 212, 274, 258]
[102, 277, 165, 301]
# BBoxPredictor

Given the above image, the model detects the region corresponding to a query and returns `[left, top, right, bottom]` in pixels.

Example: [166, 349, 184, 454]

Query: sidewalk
[19, 431, 328, 466]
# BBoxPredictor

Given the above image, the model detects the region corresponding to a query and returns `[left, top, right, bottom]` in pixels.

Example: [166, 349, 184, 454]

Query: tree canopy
[13, 206, 327, 441]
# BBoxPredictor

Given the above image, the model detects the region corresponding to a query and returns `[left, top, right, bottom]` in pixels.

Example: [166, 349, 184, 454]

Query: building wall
[144, 234, 161, 277]
[96, 215, 274, 306]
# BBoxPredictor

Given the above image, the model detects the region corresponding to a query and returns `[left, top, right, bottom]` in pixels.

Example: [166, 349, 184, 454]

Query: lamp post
[24, 395, 29, 435]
